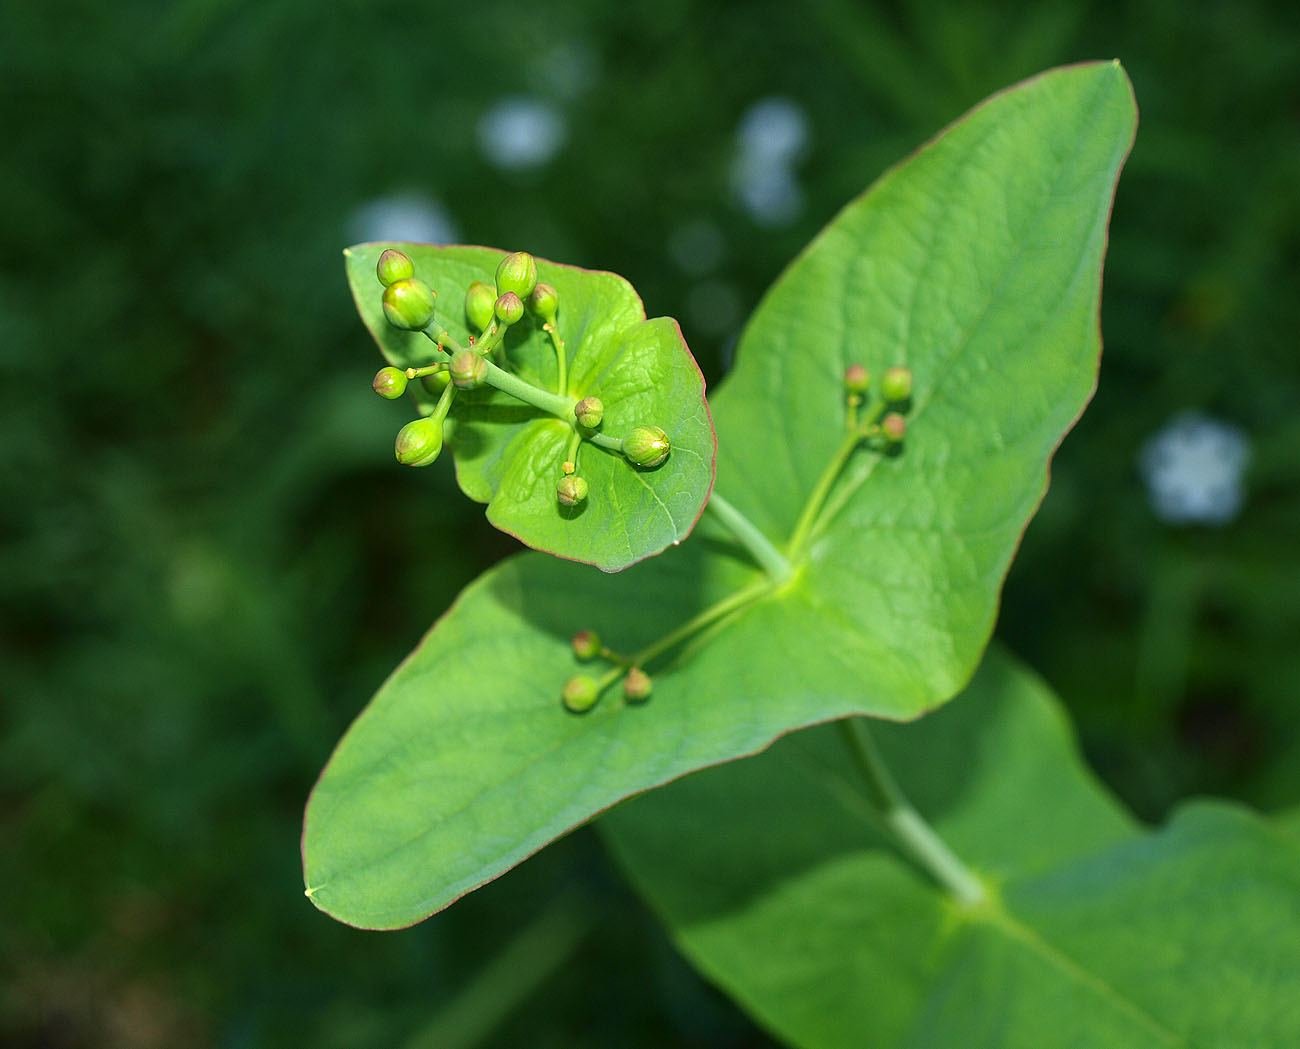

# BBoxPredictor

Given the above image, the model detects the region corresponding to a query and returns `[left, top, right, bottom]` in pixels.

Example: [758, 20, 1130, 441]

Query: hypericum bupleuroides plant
[303, 62, 1300, 1049]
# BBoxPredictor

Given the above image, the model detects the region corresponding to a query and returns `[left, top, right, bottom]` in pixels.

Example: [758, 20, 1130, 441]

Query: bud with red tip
[562, 675, 600, 713]
[382, 278, 437, 331]
[372, 366, 409, 399]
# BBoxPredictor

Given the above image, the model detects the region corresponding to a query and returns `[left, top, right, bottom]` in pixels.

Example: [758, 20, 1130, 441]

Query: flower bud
[527, 282, 559, 323]
[496, 251, 538, 299]
[372, 366, 409, 399]
[572, 629, 601, 661]
[574, 397, 604, 429]
[881, 412, 906, 443]
[422, 370, 451, 395]
[881, 367, 913, 403]
[495, 292, 524, 326]
[562, 675, 599, 713]
[394, 417, 443, 467]
[382, 278, 437, 331]
[844, 364, 870, 394]
[622, 425, 671, 468]
[450, 349, 487, 389]
[557, 474, 589, 506]
[623, 667, 652, 703]
[376, 249, 415, 287]
[464, 280, 496, 333]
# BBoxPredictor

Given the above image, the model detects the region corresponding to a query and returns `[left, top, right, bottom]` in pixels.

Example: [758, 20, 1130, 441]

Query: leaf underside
[602, 648, 1300, 1049]
[304, 62, 1138, 928]
[344, 244, 717, 572]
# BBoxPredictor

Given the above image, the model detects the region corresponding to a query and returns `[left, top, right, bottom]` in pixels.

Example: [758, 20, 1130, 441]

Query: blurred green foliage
[1, 0, 1296, 1045]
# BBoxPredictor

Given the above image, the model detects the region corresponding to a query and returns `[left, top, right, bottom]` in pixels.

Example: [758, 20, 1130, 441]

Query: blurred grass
[1, 0, 1297, 1045]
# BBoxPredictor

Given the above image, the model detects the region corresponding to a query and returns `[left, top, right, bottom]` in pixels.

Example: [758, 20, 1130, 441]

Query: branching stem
[786, 401, 889, 560]
[480, 359, 577, 418]
[837, 718, 986, 906]
[593, 580, 773, 695]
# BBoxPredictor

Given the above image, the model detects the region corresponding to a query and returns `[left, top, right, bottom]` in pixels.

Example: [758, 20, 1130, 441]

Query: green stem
[594, 579, 772, 693]
[586, 431, 624, 454]
[562, 428, 582, 475]
[786, 401, 888, 559]
[786, 429, 862, 559]
[481, 358, 577, 418]
[838, 718, 986, 906]
[544, 321, 568, 396]
[430, 375, 458, 421]
[704, 490, 793, 583]
[424, 328, 465, 355]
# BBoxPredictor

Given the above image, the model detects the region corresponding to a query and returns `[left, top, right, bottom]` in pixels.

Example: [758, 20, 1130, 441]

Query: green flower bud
[450, 349, 487, 389]
[881, 412, 906, 443]
[623, 667, 652, 703]
[422, 370, 451, 395]
[880, 367, 913, 403]
[495, 292, 524, 326]
[465, 280, 496, 333]
[562, 674, 600, 713]
[572, 629, 601, 661]
[382, 278, 437, 331]
[372, 365, 409, 399]
[527, 282, 559, 323]
[376, 249, 415, 287]
[394, 416, 443, 467]
[496, 251, 538, 299]
[557, 474, 589, 506]
[622, 425, 671, 468]
[574, 397, 604, 429]
[844, 364, 870, 394]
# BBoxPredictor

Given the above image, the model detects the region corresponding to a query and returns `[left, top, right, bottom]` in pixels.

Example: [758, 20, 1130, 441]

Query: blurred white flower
[732, 160, 803, 227]
[346, 192, 457, 245]
[477, 96, 566, 170]
[731, 97, 808, 226]
[1139, 413, 1250, 525]
[736, 97, 809, 164]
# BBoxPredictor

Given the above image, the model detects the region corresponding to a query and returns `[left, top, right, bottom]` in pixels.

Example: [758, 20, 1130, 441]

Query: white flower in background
[732, 161, 803, 227]
[477, 96, 566, 171]
[736, 97, 809, 163]
[732, 97, 809, 227]
[347, 192, 457, 245]
[1139, 412, 1250, 525]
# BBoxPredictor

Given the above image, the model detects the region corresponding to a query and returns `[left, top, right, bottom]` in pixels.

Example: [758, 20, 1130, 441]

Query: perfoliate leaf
[602, 649, 1300, 1049]
[345, 244, 716, 571]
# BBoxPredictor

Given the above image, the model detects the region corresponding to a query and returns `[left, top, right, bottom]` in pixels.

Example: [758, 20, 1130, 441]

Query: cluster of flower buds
[842, 362, 913, 446]
[366, 247, 675, 513]
[561, 629, 652, 712]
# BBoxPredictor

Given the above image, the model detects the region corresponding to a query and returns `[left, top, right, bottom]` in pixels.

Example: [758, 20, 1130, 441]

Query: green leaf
[345, 244, 716, 572]
[708, 59, 1136, 702]
[602, 650, 1300, 1049]
[303, 64, 1138, 927]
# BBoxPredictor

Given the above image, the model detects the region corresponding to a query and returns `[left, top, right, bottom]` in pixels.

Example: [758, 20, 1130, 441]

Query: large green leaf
[345, 244, 716, 571]
[708, 59, 1136, 702]
[602, 650, 1300, 1049]
[303, 64, 1137, 928]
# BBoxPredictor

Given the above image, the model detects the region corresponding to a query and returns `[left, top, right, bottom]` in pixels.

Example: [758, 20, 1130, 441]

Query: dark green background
[3, 1, 1297, 1045]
